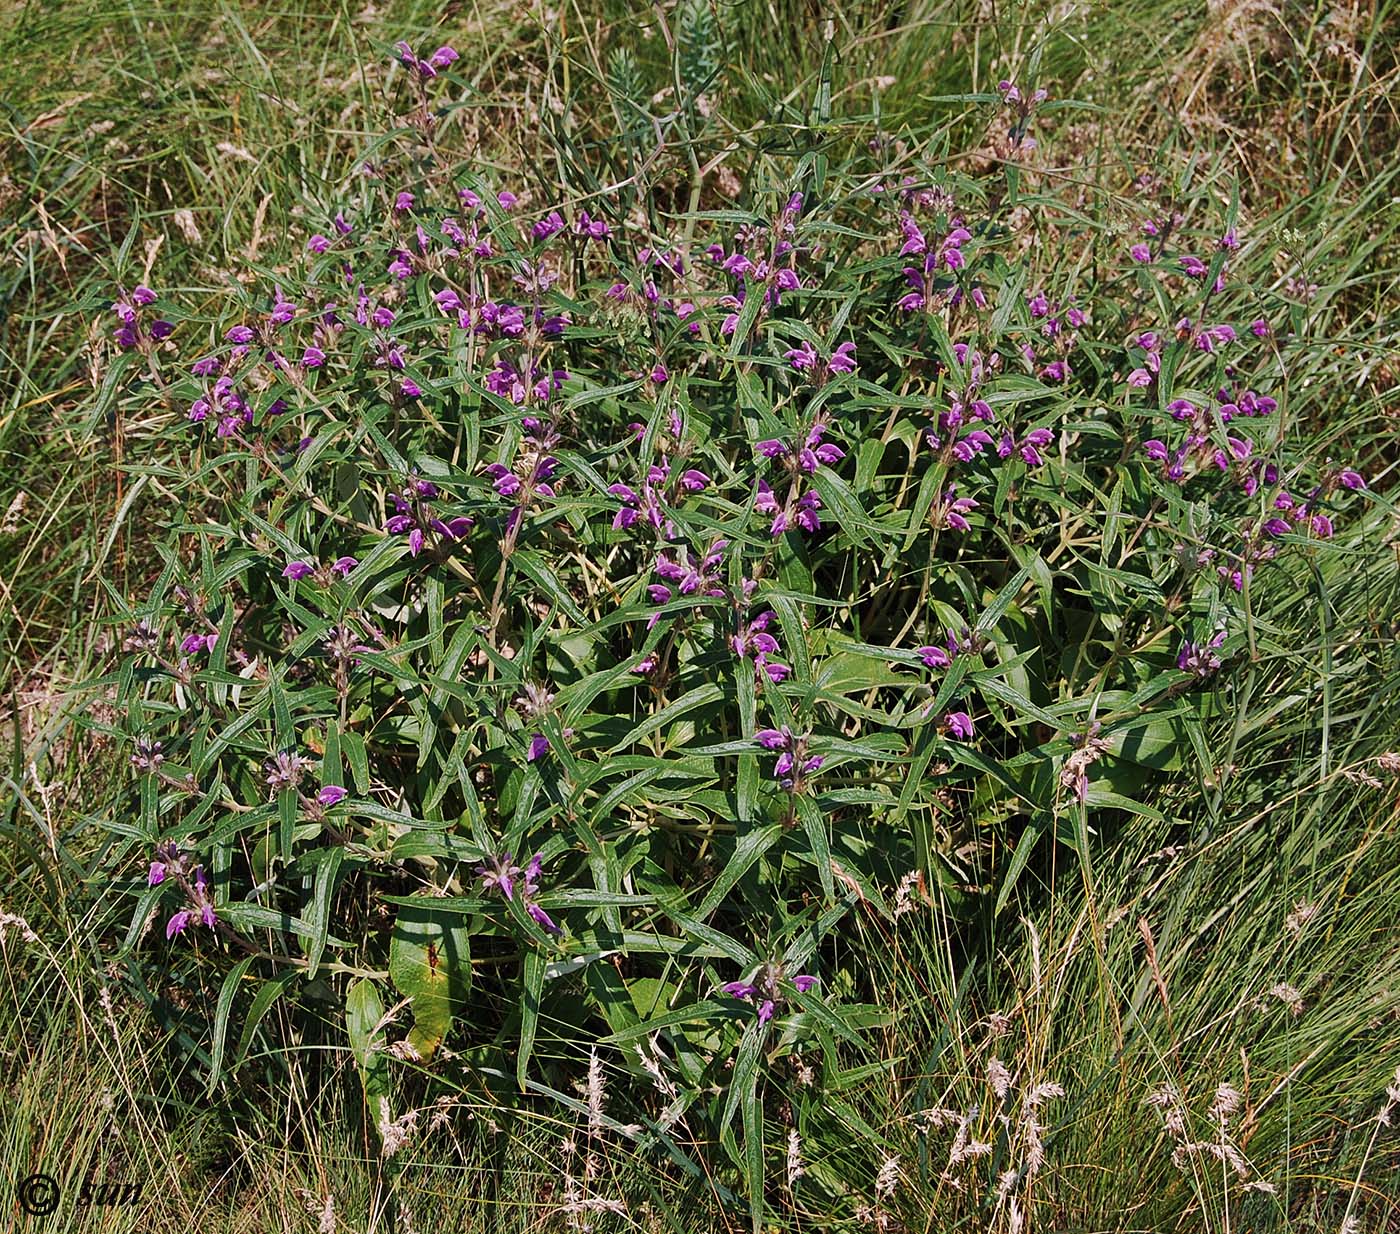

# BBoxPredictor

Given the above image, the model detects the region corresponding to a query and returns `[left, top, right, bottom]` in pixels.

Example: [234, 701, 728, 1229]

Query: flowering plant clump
[88, 43, 1374, 1227]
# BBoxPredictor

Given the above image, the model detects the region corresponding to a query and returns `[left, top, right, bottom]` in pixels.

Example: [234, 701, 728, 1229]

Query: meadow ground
[2, 1, 1400, 1231]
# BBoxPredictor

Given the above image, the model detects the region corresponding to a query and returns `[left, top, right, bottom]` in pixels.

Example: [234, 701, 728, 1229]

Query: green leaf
[605, 998, 734, 1043]
[346, 977, 391, 1106]
[698, 824, 783, 916]
[207, 955, 255, 1094]
[233, 971, 300, 1070]
[793, 795, 834, 901]
[606, 683, 725, 756]
[976, 565, 1031, 635]
[518, 945, 546, 1089]
[513, 548, 588, 624]
[995, 816, 1049, 915]
[419, 621, 479, 770]
[389, 901, 473, 1061]
[342, 729, 371, 794]
[742, 1062, 765, 1234]
[304, 847, 345, 978]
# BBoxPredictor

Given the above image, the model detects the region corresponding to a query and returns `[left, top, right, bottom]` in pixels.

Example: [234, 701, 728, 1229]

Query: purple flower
[723, 252, 755, 278]
[786, 340, 818, 371]
[1018, 427, 1054, 466]
[487, 464, 522, 497]
[933, 486, 978, 532]
[385, 478, 471, 556]
[532, 210, 566, 240]
[477, 852, 523, 901]
[575, 210, 611, 240]
[283, 561, 315, 580]
[916, 645, 951, 668]
[266, 751, 310, 794]
[945, 711, 975, 740]
[331, 556, 358, 575]
[301, 346, 326, 369]
[161, 861, 217, 939]
[828, 342, 857, 374]
[724, 964, 815, 1020]
[754, 727, 823, 788]
[478, 849, 561, 935]
[317, 785, 347, 807]
[148, 861, 167, 886]
[307, 234, 331, 254]
[268, 296, 297, 326]
[166, 910, 193, 939]
[756, 728, 791, 750]
[527, 733, 550, 762]
[1177, 631, 1226, 677]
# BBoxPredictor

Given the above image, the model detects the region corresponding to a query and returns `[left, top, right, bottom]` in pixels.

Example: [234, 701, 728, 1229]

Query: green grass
[3, 0, 1400, 1230]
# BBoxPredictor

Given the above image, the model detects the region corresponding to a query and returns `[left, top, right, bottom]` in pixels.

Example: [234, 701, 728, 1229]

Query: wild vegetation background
[2, 0, 1399, 1231]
